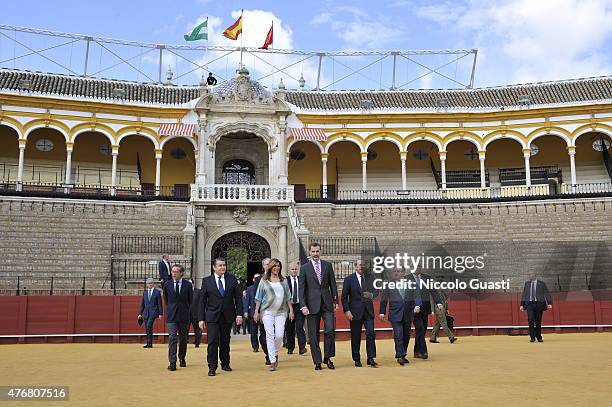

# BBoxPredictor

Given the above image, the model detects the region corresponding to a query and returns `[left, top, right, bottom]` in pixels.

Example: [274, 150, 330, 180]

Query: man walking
[520, 271, 553, 342]
[162, 265, 192, 371]
[285, 262, 307, 355]
[138, 278, 162, 348]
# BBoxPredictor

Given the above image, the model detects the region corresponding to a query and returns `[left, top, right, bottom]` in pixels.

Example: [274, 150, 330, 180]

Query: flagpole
[204, 17, 208, 77]
[240, 9, 243, 69]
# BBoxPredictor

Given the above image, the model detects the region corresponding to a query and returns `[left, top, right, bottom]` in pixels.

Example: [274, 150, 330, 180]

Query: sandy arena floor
[1, 333, 611, 407]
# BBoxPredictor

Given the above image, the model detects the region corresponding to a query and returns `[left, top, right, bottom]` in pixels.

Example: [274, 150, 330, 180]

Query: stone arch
[571, 124, 612, 145]
[160, 134, 198, 150]
[70, 123, 116, 145]
[287, 138, 324, 153]
[324, 132, 365, 153]
[23, 119, 70, 142]
[210, 122, 276, 152]
[116, 127, 160, 149]
[527, 127, 571, 148]
[404, 132, 443, 151]
[0, 117, 24, 137]
[364, 132, 403, 151]
[442, 131, 483, 151]
[482, 130, 527, 149]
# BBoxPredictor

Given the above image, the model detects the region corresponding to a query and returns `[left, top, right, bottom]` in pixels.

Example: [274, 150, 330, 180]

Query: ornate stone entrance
[211, 231, 271, 285]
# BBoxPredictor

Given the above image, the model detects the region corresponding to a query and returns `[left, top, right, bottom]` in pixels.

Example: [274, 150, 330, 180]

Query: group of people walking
[140, 243, 552, 375]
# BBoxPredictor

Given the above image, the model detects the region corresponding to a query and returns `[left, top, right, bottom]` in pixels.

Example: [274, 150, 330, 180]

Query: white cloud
[416, 0, 612, 84]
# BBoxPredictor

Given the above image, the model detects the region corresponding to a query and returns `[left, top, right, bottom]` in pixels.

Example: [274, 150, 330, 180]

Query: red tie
[314, 262, 322, 283]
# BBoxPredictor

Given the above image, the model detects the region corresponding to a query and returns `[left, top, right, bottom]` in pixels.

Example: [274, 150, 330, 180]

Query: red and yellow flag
[223, 15, 243, 40]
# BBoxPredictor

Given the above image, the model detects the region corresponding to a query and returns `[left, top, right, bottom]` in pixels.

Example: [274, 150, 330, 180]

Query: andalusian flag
[260, 22, 273, 49]
[184, 19, 208, 41]
[223, 14, 243, 40]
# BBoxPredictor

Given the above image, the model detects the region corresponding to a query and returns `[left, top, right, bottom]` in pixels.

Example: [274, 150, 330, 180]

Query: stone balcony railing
[190, 184, 294, 205]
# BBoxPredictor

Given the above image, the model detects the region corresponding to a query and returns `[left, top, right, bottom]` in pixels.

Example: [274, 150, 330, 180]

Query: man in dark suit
[244, 274, 267, 354]
[158, 254, 171, 285]
[342, 259, 377, 367]
[286, 261, 307, 355]
[189, 279, 202, 347]
[379, 269, 413, 365]
[162, 265, 192, 371]
[299, 242, 338, 371]
[138, 278, 163, 348]
[520, 271, 553, 342]
[198, 258, 244, 376]
[408, 269, 443, 359]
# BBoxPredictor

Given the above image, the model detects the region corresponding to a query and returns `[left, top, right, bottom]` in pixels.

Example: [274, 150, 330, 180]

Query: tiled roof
[1, 68, 611, 110]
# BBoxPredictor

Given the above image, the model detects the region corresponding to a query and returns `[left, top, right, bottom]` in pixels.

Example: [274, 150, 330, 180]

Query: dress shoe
[414, 353, 428, 359]
[179, 359, 186, 367]
[324, 359, 335, 369]
[530, 338, 536, 343]
[287, 349, 294, 355]
[367, 358, 379, 367]
[143, 345, 151, 348]
[269, 361, 278, 371]
[221, 365, 232, 372]
[429, 339, 440, 343]
[265, 356, 271, 366]
[354, 360, 362, 367]
[401, 357, 410, 364]
[208, 369, 216, 377]
[396, 357, 406, 366]
[414, 353, 423, 359]
[253, 348, 259, 352]
[314, 364, 322, 371]
[299, 348, 307, 355]
[450, 337, 458, 344]
[537, 338, 543, 342]
[195, 344, 199, 348]
[168, 365, 176, 371]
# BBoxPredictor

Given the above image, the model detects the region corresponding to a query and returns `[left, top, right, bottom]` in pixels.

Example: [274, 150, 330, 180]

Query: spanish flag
[223, 14, 243, 40]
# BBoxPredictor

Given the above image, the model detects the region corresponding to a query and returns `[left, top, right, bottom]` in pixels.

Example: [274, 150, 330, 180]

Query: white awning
[158, 123, 196, 136]
[289, 127, 327, 141]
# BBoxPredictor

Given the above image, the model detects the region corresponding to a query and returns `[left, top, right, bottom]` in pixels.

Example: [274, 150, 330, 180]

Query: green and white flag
[184, 19, 208, 41]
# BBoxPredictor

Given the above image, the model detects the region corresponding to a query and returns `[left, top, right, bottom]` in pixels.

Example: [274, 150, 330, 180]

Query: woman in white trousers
[254, 258, 294, 371]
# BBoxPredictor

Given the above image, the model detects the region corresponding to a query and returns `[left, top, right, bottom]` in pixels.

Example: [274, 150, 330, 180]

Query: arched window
[222, 159, 255, 185]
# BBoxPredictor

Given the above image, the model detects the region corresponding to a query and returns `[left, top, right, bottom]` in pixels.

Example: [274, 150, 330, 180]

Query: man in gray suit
[299, 242, 338, 371]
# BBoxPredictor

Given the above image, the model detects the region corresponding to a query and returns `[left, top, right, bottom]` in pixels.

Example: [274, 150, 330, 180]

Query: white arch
[483, 134, 526, 149]
[117, 132, 160, 149]
[160, 134, 198, 150]
[527, 132, 571, 148]
[24, 124, 69, 143]
[573, 128, 612, 145]
[442, 136, 482, 151]
[365, 137, 402, 151]
[71, 128, 115, 145]
[324, 137, 365, 154]
[405, 136, 442, 151]
[287, 138, 324, 153]
[0, 122, 22, 138]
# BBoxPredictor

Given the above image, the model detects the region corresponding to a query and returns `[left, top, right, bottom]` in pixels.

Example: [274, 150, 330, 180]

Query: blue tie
[217, 276, 225, 296]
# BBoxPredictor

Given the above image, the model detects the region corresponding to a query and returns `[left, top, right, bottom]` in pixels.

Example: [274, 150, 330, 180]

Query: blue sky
[1, 0, 611, 89]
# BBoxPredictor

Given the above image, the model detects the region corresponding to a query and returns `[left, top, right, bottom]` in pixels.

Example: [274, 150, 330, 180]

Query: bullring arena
[0, 9, 611, 407]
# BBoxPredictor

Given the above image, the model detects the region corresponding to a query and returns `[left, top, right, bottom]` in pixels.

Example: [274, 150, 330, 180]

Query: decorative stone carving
[232, 207, 250, 225]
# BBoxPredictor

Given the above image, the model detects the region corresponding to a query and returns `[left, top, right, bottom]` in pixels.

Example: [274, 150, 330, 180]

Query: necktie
[357, 274, 362, 288]
[292, 277, 298, 303]
[218, 276, 225, 296]
[414, 275, 422, 306]
[314, 262, 322, 283]
[531, 280, 536, 301]
[148, 289, 152, 301]
[175, 281, 179, 297]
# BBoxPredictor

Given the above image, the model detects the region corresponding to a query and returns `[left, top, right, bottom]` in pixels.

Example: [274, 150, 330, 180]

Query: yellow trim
[324, 132, 365, 152]
[0, 115, 24, 133]
[402, 132, 444, 151]
[570, 123, 612, 143]
[22, 118, 71, 138]
[70, 122, 117, 141]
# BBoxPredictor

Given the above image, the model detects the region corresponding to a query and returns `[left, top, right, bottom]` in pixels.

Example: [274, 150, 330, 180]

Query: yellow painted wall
[484, 139, 523, 167]
[24, 129, 67, 161]
[446, 140, 479, 169]
[530, 135, 568, 166]
[118, 136, 156, 184]
[367, 141, 400, 170]
[328, 141, 361, 187]
[575, 132, 610, 162]
[287, 141, 322, 189]
[406, 141, 440, 169]
[73, 132, 113, 165]
[0, 126, 19, 158]
[160, 138, 196, 186]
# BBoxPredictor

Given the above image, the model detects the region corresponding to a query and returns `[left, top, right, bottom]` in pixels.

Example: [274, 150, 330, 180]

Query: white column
[194, 149, 199, 180]
[523, 148, 532, 187]
[64, 142, 73, 194]
[278, 223, 287, 270]
[479, 150, 486, 189]
[361, 152, 368, 191]
[16, 140, 26, 191]
[110, 145, 119, 196]
[440, 151, 447, 190]
[400, 152, 407, 190]
[321, 154, 328, 198]
[155, 148, 162, 196]
[196, 117, 207, 184]
[568, 146, 577, 186]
